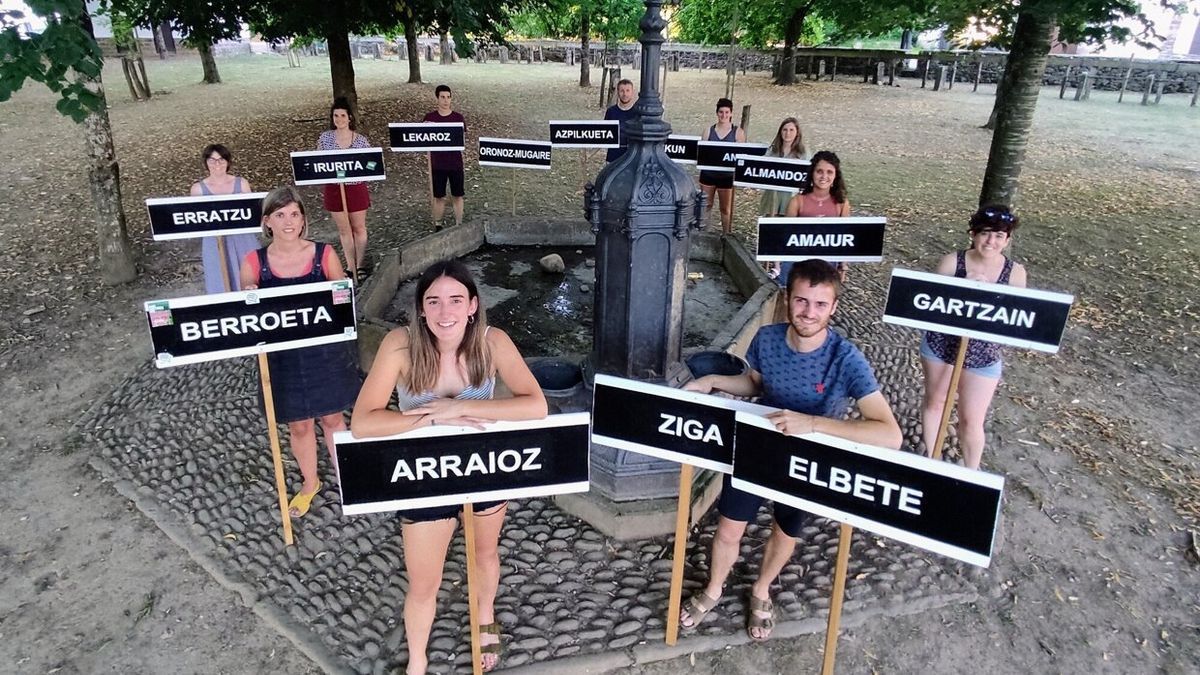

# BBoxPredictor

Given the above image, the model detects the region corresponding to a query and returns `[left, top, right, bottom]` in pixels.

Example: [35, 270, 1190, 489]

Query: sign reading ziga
[731, 413, 1005, 567]
[144, 280, 357, 367]
[290, 148, 387, 185]
[696, 141, 769, 173]
[145, 193, 267, 241]
[883, 268, 1074, 353]
[757, 216, 887, 263]
[477, 137, 553, 170]
[734, 156, 811, 192]
[333, 413, 591, 515]
[388, 122, 466, 152]
[665, 134, 700, 164]
[548, 120, 620, 148]
[591, 374, 774, 474]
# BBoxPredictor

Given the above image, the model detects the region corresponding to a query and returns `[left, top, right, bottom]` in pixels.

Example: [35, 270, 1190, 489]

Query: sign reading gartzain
[333, 413, 591, 515]
[734, 156, 811, 192]
[731, 413, 1005, 567]
[665, 134, 700, 164]
[290, 148, 387, 185]
[882, 268, 1074, 353]
[388, 122, 466, 152]
[144, 280, 357, 367]
[548, 120, 620, 148]
[696, 141, 769, 173]
[477, 137, 553, 170]
[756, 216, 887, 263]
[145, 193, 268, 241]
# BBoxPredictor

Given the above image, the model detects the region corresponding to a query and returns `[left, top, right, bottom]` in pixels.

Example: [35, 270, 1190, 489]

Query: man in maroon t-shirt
[424, 84, 466, 231]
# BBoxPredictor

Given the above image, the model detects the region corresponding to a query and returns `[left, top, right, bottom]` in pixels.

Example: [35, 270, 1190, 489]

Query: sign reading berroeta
[665, 135, 700, 164]
[757, 216, 887, 263]
[734, 156, 810, 192]
[144, 280, 357, 367]
[333, 414, 591, 515]
[548, 120, 620, 148]
[477, 137, 553, 170]
[696, 141, 769, 173]
[290, 148, 387, 185]
[388, 122, 466, 152]
[145, 193, 268, 241]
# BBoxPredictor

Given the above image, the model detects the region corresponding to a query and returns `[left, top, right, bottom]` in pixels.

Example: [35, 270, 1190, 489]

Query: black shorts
[699, 170, 734, 190]
[716, 474, 811, 537]
[397, 500, 505, 524]
[431, 168, 465, 198]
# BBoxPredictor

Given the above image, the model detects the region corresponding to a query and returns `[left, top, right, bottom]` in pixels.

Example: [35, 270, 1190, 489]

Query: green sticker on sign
[366, 161, 377, 170]
[337, 171, 347, 178]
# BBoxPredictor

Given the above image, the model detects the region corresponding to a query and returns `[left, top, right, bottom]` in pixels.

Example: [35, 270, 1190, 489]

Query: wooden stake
[462, 504, 485, 675]
[258, 353, 294, 546]
[1118, 54, 1135, 103]
[511, 168, 517, 216]
[339, 182, 357, 279]
[664, 463, 694, 645]
[930, 337, 969, 460]
[215, 235, 234, 292]
[820, 523, 854, 675]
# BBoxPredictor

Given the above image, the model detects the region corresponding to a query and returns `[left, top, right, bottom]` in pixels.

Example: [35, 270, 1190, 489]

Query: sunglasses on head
[980, 207, 1015, 223]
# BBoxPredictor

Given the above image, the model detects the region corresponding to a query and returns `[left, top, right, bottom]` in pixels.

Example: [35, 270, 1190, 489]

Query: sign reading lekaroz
[757, 216, 887, 263]
[696, 141, 769, 173]
[731, 413, 1004, 567]
[882, 268, 1074, 353]
[477, 137, 553, 170]
[665, 135, 700, 164]
[144, 280, 357, 367]
[145, 193, 268, 241]
[333, 413, 591, 515]
[734, 156, 810, 192]
[290, 148, 387, 185]
[591, 374, 774, 474]
[549, 120, 620, 148]
[388, 122, 466, 152]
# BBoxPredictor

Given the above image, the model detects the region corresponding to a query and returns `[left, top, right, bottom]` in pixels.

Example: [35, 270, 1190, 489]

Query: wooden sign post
[258, 353, 295, 545]
[461, 504, 484, 675]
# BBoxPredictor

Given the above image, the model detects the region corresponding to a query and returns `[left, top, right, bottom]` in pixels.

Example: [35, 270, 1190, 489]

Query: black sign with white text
[549, 120, 620, 148]
[144, 280, 357, 367]
[696, 141, 769, 173]
[388, 122, 466, 152]
[731, 414, 1004, 567]
[882, 268, 1074, 353]
[477, 137, 553, 170]
[290, 148, 387, 185]
[665, 135, 700, 164]
[591, 374, 774, 474]
[145, 193, 267, 241]
[757, 216, 887, 263]
[333, 414, 591, 515]
[734, 156, 811, 192]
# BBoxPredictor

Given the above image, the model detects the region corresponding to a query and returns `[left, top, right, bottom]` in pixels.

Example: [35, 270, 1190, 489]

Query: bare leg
[287, 419, 319, 515]
[680, 516, 747, 627]
[430, 194, 446, 227]
[717, 187, 733, 234]
[329, 210, 354, 272]
[451, 196, 464, 227]
[349, 210, 368, 271]
[920, 355, 954, 457]
[401, 518, 458, 675]
[748, 522, 796, 639]
[700, 184, 718, 219]
[955, 370, 1001, 469]
[470, 502, 508, 670]
[318, 412, 346, 474]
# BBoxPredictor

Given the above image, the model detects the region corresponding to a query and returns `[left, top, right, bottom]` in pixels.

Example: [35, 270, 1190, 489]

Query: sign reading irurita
[290, 148, 387, 185]
[665, 134, 700, 164]
[696, 141, 768, 173]
[144, 280, 357, 367]
[145, 193, 268, 241]
[734, 156, 811, 192]
[882, 268, 1074, 353]
[388, 122, 466, 152]
[731, 413, 1005, 567]
[757, 216, 887, 263]
[333, 414, 591, 515]
[591, 374, 774, 473]
[477, 137, 553, 170]
[548, 120, 620, 148]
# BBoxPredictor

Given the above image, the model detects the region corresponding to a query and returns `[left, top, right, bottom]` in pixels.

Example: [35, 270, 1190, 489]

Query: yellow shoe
[288, 480, 322, 517]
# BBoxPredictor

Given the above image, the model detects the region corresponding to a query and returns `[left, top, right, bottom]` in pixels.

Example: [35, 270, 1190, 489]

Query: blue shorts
[716, 474, 811, 537]
[920, 335, 1002, 379]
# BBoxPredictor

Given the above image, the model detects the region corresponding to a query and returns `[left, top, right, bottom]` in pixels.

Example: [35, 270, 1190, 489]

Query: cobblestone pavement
[79, 268, 983, 673]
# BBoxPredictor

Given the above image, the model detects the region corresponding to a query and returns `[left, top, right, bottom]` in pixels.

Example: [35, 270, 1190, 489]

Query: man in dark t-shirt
[604, 79, 638, 162]
[424, 84, 466, 231]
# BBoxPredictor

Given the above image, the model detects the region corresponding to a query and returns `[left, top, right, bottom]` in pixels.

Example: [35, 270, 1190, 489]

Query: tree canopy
[0, 0, 104, 121]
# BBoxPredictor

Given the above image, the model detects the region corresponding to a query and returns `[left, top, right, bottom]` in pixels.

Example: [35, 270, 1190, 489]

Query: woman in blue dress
[191, 143, 259, 293]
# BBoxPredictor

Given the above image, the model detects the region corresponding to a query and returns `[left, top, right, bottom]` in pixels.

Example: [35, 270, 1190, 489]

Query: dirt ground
[1, 53, 1197, 674]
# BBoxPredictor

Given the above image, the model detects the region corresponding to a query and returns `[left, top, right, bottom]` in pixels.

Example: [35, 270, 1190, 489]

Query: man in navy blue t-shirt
[679, 260, 902, 641]
[604, 79, 638, 162]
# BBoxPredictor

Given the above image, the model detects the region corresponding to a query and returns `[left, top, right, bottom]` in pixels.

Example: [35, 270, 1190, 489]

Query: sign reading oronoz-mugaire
[477, 137, 553, 170]
[290, 148, 387, 185]
[757, 216, 887, 263]
[145, 193, 268, 241]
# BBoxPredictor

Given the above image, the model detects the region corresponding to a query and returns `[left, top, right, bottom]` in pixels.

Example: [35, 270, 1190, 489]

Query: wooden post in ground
[1154, 80, 1165, 104]
[1118, 55, 1135, 102]
[339, 183, 356, 279]
[948, 59, 958, 90]
[1142, 74, 1156, 105]
[863, 58, 871, 84]
[215, 237, 234, 292]
[664, 463, 694, 645]
[817, 59, 826, 80]
[462, 505, 484, 675]
[930, 338, 969, 460]
[974, 59, 983, 92]
[739, 104, 751, 134]
[830, 56, 837, 81]
[1059, 65, 1073, 99]
[888, 59, 897, 86]
[1074, 70, 1089, 101]
[258, 354, 295, 546]
[933, 65, 947, 91]
[819, 523, 854, 675]
[1191, 82, 1199, 107]
[920, 57, 929, 88]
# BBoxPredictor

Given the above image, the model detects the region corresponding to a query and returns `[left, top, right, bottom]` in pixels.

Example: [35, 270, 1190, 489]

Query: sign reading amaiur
[290, 148, 387, 185]
[757, 216, 887, 263]
[145, 193, 268, 241]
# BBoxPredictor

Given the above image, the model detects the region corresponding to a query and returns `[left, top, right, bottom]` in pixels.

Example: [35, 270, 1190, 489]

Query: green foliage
[934, 0, 1157, 50]
[510, 0, 642, 42]
[0, 1, 104, 123]
[108, 0, 249, 49]
[673, 0, 839, 48]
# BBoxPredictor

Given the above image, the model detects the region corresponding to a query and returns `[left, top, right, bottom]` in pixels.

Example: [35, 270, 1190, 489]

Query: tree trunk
[439, 31, 452, 65]
[775, 6, 807, 86]
[325, 30, 358, 117]
[979, 10, 1056, 207]
[159, 21, 176, 54]
[198, 41, 221, 84]
[579, 12, 591, 87]
[404, 19, 421, 83]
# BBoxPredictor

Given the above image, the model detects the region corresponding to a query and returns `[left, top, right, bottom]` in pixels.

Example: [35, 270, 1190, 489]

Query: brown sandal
[747, 595, 775, 642]
[478, 622, 502, 672]
[680, 591, 721, 629]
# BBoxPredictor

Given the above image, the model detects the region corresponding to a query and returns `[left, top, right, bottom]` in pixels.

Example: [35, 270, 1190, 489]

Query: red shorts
[322, 182, 370, 212]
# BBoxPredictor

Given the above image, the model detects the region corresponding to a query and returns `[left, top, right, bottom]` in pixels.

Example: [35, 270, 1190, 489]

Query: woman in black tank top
[698, 98, 747, 234]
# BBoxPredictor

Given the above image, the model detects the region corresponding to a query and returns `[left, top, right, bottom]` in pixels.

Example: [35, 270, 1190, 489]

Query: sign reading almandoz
[548, 120, 620, 148]
[477, 137, 553, 170]
[756, 216, 887, 263]
[144, 280, 357, 367]
[145, 193, 267, 241]
[696, 141, 769, 173]
[734, 156, 811, 192]
[333, 414, 591, 515]
[388, 122, 466, 152]
[290, 148, 387, 185]
[731, 413, 1005, 567]
[591, 374, 774, 474]
[665, 135, 700, 164]
[882, 268, 1074, 353]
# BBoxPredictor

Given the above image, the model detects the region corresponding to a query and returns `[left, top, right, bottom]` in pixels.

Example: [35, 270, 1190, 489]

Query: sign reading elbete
[478, 137, 553, 170]
[144, 280, 357, 367]
[548, 120, 620, 148]
[757, 216, 887, 263]
[333, 414, 591, 515]
[882, 268, 1074, 353]
[388, 122, 466, 152]
[665, 135, 700, 164]
[290, 148, 387, 185]
[145, 193, 267, 241]
[696, 141, 768, 173]
[734, 156, 810, 192]
[731, 413, 1005, 567]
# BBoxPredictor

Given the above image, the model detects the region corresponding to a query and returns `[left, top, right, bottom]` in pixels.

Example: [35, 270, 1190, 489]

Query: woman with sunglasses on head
[759, 118, 809, 284]
[318, 97, 372, 282]
[191, 143, 259, 293]
[920, 205, 1027, 469]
